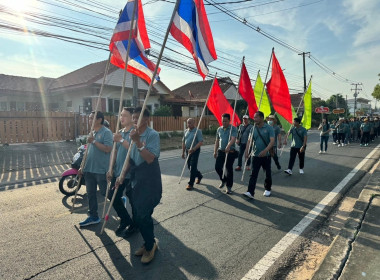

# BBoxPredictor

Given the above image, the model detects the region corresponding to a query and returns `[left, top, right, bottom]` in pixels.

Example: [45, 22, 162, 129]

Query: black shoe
[115, 221, 128, 235]
[124, 224, 138, 238]
[276, 164, 281, 170]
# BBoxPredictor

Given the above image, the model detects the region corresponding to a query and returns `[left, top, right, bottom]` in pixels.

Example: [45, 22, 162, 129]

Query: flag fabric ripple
[109, 0, 160, 84]
[207, 78, 241, 127]
[266, 51, 292, 123]
[170, 0, 217, 79]
[238, 62, 258, 119]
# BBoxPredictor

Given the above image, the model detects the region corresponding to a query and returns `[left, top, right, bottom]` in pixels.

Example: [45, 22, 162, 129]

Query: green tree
[372, 84, 380, 100]
[153, 105, 172, 116]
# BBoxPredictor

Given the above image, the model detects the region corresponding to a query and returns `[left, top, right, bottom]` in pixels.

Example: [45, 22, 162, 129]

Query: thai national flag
[109, 0, 160, 84]
[170, 0, 217, 79]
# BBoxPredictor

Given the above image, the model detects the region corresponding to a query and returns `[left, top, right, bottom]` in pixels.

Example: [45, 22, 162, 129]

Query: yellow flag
[254, 72, 271, 118]
[301, 81, 312, 130]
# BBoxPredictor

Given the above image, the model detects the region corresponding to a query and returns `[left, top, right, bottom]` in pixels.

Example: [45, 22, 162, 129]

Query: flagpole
[70, 53, 112, 213]
[178, 73, 218, 184]
[241, 48, 273, 181]
[101, 1, 139, 219]
[279, 75, 312, 157]
[101, 0, 181, 234]
[221, 57, 244, 180]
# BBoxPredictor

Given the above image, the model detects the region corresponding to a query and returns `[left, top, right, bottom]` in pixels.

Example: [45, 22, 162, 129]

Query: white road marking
[242, 144, 380, 280]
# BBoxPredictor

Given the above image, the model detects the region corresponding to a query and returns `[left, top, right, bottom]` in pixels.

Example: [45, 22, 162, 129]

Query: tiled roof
[49, 60, 117, 90]
[0, 74, 54, 93]
[172, 77, 235, 101]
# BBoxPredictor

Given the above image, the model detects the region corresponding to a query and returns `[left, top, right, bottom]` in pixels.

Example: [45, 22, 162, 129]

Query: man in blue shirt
[243, 111, 274, 199]
[284, 117, 308, 175]
[119, 107, 162, 264]
[106, 107, 136, 237]
[214, 113, 238, 194]
[182, 118, 203, 190]
[79, 111, 113, 227]
[235, 115, 253, 171]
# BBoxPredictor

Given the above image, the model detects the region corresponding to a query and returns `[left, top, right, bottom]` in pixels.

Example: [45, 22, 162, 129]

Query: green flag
[301, 81, 312, 130]
[254, 72, 271, 118]
[277, 106, 297, 134]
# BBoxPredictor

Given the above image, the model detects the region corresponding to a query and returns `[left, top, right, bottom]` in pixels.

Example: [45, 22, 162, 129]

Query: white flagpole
[101, 0, 181, 234]
[221, 57, 245, 180]
[178, 73, 218, 184]
[102, 2, 139, 219]
[241, 48, 273, 181]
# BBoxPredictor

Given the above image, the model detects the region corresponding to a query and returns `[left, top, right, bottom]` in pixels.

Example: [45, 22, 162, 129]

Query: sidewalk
[313, 160, 380, 279]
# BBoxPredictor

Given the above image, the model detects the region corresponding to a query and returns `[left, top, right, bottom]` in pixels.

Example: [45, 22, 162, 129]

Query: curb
[312, 162, 380, 280]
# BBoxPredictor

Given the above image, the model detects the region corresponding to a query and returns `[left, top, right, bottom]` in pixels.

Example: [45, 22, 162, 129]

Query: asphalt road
[1, 131, 379, 280]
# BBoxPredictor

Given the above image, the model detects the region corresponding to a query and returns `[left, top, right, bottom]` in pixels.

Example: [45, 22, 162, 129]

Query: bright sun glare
[3, 0, 33, 13]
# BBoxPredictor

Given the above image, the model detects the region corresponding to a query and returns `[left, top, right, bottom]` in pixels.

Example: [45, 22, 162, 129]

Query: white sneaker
[263, 190, 271, 197]
[323, 151, 326, 153]
[284, 169, 292, 175]
[319, 150, 322, 154]
[333, 142, 336, 145]
[299, 169, 304, 174]
[338, 144, 341, 147]
[243, 191, 254, 199]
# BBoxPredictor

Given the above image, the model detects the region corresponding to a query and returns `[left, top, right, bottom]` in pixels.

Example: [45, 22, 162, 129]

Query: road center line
[242, 144, 380, 280]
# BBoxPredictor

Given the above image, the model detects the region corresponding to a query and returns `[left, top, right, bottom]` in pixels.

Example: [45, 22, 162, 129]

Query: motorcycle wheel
[59, 175, 81, 196]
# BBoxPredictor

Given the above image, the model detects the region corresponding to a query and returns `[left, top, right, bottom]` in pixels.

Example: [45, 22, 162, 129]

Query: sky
[0, 0, 379, 106]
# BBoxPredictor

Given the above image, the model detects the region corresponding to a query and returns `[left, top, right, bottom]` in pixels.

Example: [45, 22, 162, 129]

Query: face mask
[268, 121, 273, 125]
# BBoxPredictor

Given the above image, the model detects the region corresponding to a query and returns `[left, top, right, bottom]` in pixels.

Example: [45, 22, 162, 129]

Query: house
[0, 75, 54, 111]
[347, 97, 371, 116]
[0, 60, 171, 114]
[164, 77, 241, 117]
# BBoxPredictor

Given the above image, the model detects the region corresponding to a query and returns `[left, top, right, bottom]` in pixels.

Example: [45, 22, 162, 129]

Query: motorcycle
[59, 144, 87, 196]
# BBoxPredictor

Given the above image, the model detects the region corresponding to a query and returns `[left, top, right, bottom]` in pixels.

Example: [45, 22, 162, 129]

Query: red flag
[207, 78, 241, 126]
[266, 51, 292, 123]
[238, 62, 258, 118]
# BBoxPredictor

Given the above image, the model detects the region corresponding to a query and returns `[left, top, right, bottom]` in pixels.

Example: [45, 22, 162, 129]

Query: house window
[17, 102, 25, 111]
[83, 98, 92, 113]
[66, 101, 72, 108]
[49, 103, 59, 111]
[0, 102, 7, 111]
[10, 101, 16, 111]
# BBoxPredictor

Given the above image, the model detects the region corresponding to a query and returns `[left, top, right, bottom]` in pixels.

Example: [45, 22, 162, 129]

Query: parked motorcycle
[59, 144, 87, 196]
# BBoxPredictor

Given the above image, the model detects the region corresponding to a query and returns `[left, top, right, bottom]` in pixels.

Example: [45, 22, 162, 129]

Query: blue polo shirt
[239, 124, 253, 144]
[251, 123, 274, 156]
[216, 125, 237, 151]
[114, 127, 133, 178]
[84, 126, 113, 174]
[361, 123, 370, 132]
[183, 128, 203, 149]
[130, 127, 160, 167]
[290, 126, 307, 148]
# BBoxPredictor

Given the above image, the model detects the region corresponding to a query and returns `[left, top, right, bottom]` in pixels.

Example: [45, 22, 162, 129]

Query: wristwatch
[137, 145, 145, 152]
[120, 138, 125, 143]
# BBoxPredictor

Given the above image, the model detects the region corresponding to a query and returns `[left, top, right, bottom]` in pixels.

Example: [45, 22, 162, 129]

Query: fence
[0, 112, 218, 144]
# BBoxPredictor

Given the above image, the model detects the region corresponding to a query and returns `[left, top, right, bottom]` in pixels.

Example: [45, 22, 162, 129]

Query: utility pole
[298, 52, 310, 92]
[351, 83, 362, 117]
